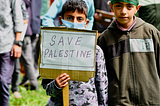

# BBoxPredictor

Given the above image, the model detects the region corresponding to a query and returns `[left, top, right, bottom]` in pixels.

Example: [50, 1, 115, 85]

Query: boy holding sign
[41, 0, 108, 106]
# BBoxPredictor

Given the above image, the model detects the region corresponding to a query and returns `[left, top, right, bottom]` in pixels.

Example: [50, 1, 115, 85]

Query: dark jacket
[98, 17, 160, 105]
[92, 0, 111, 33]
[23, 0, 41, 36]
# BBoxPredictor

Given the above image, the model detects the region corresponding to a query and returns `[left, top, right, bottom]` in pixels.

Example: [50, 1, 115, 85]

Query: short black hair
[61, 0, 88, 19]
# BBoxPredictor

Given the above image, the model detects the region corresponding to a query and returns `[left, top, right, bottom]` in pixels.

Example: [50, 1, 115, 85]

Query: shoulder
[96, 45, 102, 52]
[96, 45, 103, 54]
[98, 23, 116, 39]
[96, 45, 105, 62]
[136, 17, 159, 33]
[135, 17, 160, 41]
[134, 17, 158, 33]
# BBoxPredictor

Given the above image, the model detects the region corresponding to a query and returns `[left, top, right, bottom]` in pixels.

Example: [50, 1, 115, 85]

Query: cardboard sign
[39, 27, 97, 81]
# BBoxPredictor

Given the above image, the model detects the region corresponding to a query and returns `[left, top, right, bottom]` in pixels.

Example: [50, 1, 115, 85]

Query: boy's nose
[121, 7, 127, 15]
[73, 18, 78, 23]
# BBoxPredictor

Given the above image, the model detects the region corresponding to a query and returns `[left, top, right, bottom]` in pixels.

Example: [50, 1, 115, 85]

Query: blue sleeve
[85, 0, 95, 30]
[95, 45, 108, 106]
[42, 0, 65, 27]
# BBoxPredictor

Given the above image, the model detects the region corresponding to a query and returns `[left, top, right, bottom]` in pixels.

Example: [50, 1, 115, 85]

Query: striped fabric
[115, 15, 136, 31]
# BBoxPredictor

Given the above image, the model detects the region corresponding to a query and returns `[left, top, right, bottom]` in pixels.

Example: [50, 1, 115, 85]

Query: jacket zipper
[127, 32, 137, 106]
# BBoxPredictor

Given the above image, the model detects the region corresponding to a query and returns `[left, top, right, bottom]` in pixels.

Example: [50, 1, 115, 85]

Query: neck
[115, 16, 136, 31]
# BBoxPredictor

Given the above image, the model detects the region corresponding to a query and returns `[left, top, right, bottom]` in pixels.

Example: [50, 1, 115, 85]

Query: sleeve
[31, 0, 42, 34]
[41, 79, 63, 97]
[42, 0, 63, 27]
[86, 0, 95, 30]
[12, 0, 23, 32]
[21, 0, 29, 20]
[153, 30, 160, 78]
[158, 32, 160, 78]
[95, 45, 108, 106]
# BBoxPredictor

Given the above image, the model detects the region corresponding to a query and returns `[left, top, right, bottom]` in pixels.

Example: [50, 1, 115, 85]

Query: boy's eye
[77, 17, 84, 22]
[115, 4, 122, 8]
[66, 17, 73, 21]
[127, 5, 133, 9]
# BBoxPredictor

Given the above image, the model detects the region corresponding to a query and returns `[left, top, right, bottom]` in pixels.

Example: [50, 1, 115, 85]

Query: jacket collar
[108, 16, 146, 32]
[115, 15, 136, 31]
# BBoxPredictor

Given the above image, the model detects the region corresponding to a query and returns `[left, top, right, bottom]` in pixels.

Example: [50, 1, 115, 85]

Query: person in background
[41, 0, 108, 105]
[19, 0, 41, 90]
[98, 0, 160, 105]
[11, 0, 29, 98]
[0, 0, 23, 105]
[138, 0, 160, 31]
[42, 0, 95, 30]
[41, 0, 50, 19]
[92, 0, 111, 37]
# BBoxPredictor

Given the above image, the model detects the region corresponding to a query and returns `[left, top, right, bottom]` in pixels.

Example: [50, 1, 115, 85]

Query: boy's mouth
[119, 17, 128, 19]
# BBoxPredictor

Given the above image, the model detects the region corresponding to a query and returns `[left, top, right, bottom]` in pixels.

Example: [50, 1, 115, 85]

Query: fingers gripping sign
[55, 73, 70, 88]
[55, 73, 70, 106]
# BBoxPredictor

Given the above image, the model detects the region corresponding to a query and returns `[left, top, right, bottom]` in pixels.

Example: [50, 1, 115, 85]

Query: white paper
[21, 23, 28, 41]
[40, 30, 96, 71]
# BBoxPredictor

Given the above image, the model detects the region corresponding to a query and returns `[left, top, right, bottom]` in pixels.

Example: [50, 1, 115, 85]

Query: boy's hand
[94, 12, 103, 21]
[55, 73, 70, 88]
[11, 44, 22, 58]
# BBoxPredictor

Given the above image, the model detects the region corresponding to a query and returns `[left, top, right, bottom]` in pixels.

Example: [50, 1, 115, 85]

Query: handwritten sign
[39, 27, 97, 81]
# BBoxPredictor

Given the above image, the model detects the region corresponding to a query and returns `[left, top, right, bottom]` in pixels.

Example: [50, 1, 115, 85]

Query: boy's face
[109, 2, 140, 29]
[59, 9, 89, 28]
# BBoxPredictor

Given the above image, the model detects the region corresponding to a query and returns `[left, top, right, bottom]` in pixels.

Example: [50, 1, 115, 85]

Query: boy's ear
[59, 16, 63, 26]
[84, 19, 89, 28]
[109, 2, 114, 12]
[135, 5, 141, 14]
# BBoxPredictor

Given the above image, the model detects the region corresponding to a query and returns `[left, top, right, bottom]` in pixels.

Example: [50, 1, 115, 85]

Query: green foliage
[9, 78, 49, 106]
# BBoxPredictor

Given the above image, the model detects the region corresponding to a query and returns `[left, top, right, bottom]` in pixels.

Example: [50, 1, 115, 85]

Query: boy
[97, 0, 160, 105]
[42, 0, 95, 30]
[41, 0, 108, 106]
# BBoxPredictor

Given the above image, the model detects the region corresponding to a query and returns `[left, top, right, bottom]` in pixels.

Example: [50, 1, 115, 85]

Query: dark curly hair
[61, 0, 88, 19]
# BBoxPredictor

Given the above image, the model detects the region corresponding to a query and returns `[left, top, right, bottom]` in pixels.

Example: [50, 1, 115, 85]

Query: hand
[94, 12, 111, 26]
[94, 13, 103, 21]
[55, 73, 70, 88]
[11, 44, 22, 58]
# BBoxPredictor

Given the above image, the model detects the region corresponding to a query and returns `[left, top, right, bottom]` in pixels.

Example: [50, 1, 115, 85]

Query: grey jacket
[0, 0, 23, 53]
